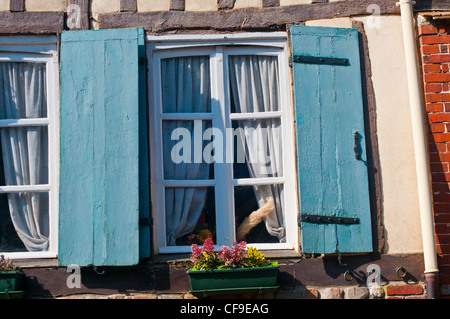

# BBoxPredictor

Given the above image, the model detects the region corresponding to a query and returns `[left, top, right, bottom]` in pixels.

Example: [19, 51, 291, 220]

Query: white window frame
[0, 36, 59, 259]
[147, 33, 298, 254]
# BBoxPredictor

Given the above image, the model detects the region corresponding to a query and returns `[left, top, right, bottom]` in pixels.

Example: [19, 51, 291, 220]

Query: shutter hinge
[298, 214, 359, 225]
[290, 55, 349, 66]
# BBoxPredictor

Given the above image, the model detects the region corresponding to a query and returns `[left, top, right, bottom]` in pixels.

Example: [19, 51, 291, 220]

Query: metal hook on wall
[344, 269, 354, 281]
[396, 266, 407, 278]
[87, 264, 105, 275]
[337, 252, 347, 267]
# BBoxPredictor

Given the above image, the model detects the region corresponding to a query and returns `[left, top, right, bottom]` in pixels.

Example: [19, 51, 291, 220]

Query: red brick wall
[419, 21, 450, 293]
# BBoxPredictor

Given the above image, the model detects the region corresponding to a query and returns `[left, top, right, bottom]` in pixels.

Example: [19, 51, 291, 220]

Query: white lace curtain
[229, 55, 286, 242]
[0, 62, 49, 252]
[161, 56, 211, 246]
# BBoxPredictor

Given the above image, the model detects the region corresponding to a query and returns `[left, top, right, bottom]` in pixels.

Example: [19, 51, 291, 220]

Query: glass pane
[234, 185, 285, 244]
[162, 120, 214, 180]
[161, 56, 211, 113]
[0, 62, 48, 119]
[0, 126, 48, 186]
[165, 187, 216, 246]
[0, 192, 49, 252]
[231, 119, 282, 179]
[228, 55, 280, 113]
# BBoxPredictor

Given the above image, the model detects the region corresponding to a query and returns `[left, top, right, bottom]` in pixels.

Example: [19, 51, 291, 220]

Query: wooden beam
[98, 0, 399, 32]
[120, 0, 137, 12]
[352, 20, 384, 253]
[67, 0, 90, 30]
[0, 12, 65, 34]
[415, 0, 450, 11]
[170, 0, 185, 11]
[9, 0, 24, 12]
[262, 0, 279, 8]
[218, 0, 236, 10]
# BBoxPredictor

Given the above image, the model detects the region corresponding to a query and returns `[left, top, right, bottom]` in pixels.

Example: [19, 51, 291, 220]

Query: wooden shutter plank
[291, 25, 372, 254]
[59, 28, 143, 266]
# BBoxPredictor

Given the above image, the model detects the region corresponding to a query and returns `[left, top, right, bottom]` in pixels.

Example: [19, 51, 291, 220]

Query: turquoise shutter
[290, 25, 372, 254]
[59, 28, 147, 266]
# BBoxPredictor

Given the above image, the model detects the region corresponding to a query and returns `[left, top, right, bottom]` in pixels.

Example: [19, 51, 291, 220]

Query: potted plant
[186, 239, 279, 296]
[0, 254, 26, 299]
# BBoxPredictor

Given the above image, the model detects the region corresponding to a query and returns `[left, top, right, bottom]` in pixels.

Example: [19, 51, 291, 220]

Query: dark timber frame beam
[98, 0, 399, 32]
[0, 11, 65, 34]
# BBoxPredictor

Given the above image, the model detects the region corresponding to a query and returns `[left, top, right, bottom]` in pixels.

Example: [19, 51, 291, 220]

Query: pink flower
[218, 241, 247, 266]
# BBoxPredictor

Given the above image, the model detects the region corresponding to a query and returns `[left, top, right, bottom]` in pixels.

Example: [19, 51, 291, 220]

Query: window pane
[0, 62, 47, 119]
[162, 120, 214, 180]
[0, 126, 48, 186]
[234, 184, 285, 244]
[229, 55, 279, 113]
[161, 56, 211, 113]
[232, 119, 282, 179]
[0, 192, 49, 252]
[165, 187, 215, 246]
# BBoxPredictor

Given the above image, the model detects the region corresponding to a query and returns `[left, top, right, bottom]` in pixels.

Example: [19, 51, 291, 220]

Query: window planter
[187, 265, 279, 296]
[0, 271, 26, 299]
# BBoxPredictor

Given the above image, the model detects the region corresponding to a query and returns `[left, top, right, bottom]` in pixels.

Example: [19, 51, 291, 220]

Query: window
[148, 33, 298, 254]
[0, 37, 59, 259]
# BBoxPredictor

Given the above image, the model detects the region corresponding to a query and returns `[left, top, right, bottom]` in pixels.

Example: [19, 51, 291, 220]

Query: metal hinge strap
[298, 214, 359, 225]
[290, 55, 349, 66]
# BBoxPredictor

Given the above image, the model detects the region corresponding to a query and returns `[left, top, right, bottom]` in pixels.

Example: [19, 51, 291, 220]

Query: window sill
[9, 258, 58, 268]
[151, 249, 301, 265]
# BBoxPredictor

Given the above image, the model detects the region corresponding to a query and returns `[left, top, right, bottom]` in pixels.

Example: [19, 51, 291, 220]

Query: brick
[429, 123, 446, 133]
[428, 113, 450, 123]
[385, 284, 423, 296]
[405, 295, 427, 299]
[421, 45, 441, 55]
[442, 45, 449, 53]
[431, 133, 450, 142]
[419, 24, 438, 36]
[421, 34, 450, 45]
[444, 83, 450, 92]
[438, 254, 450, 265]
[436, 243, 450, 254]
[425, 83, 443, 93]
[429, 143, 448, 153]
[436, 224, 450, 235]
[425, 73, 450, 83]
[432, 182, 450, 192]
[433, 193, 450, 202]
[423, 54, 450, 64]
[431, 172, 450, 182]
[426, 93, 450, 103]
[423, 63, 442, 74]
[434, 203, 450, 213]
[305, 288, 319, 299]
[444, 64, 450, 73]
[320, 288, 343, 299]
[426, 103, 444, 113]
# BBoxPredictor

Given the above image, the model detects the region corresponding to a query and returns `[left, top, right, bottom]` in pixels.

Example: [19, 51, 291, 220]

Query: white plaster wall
[91, 0, 119, 13]
[234, 0, 261, 9]
[280, 0, 311, 6]
[304, 16, 423, 254]
[25, 0, 66, 11]
[138, 0, 170, 12]
[0, 0, 9, 11]
[185, 0, 217, 11]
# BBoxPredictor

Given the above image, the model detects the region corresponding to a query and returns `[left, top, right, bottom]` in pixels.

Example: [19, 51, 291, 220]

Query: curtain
[229, 55, 286, 242]
[161, 56, 211, 246]
[0, 62, 49, 252]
